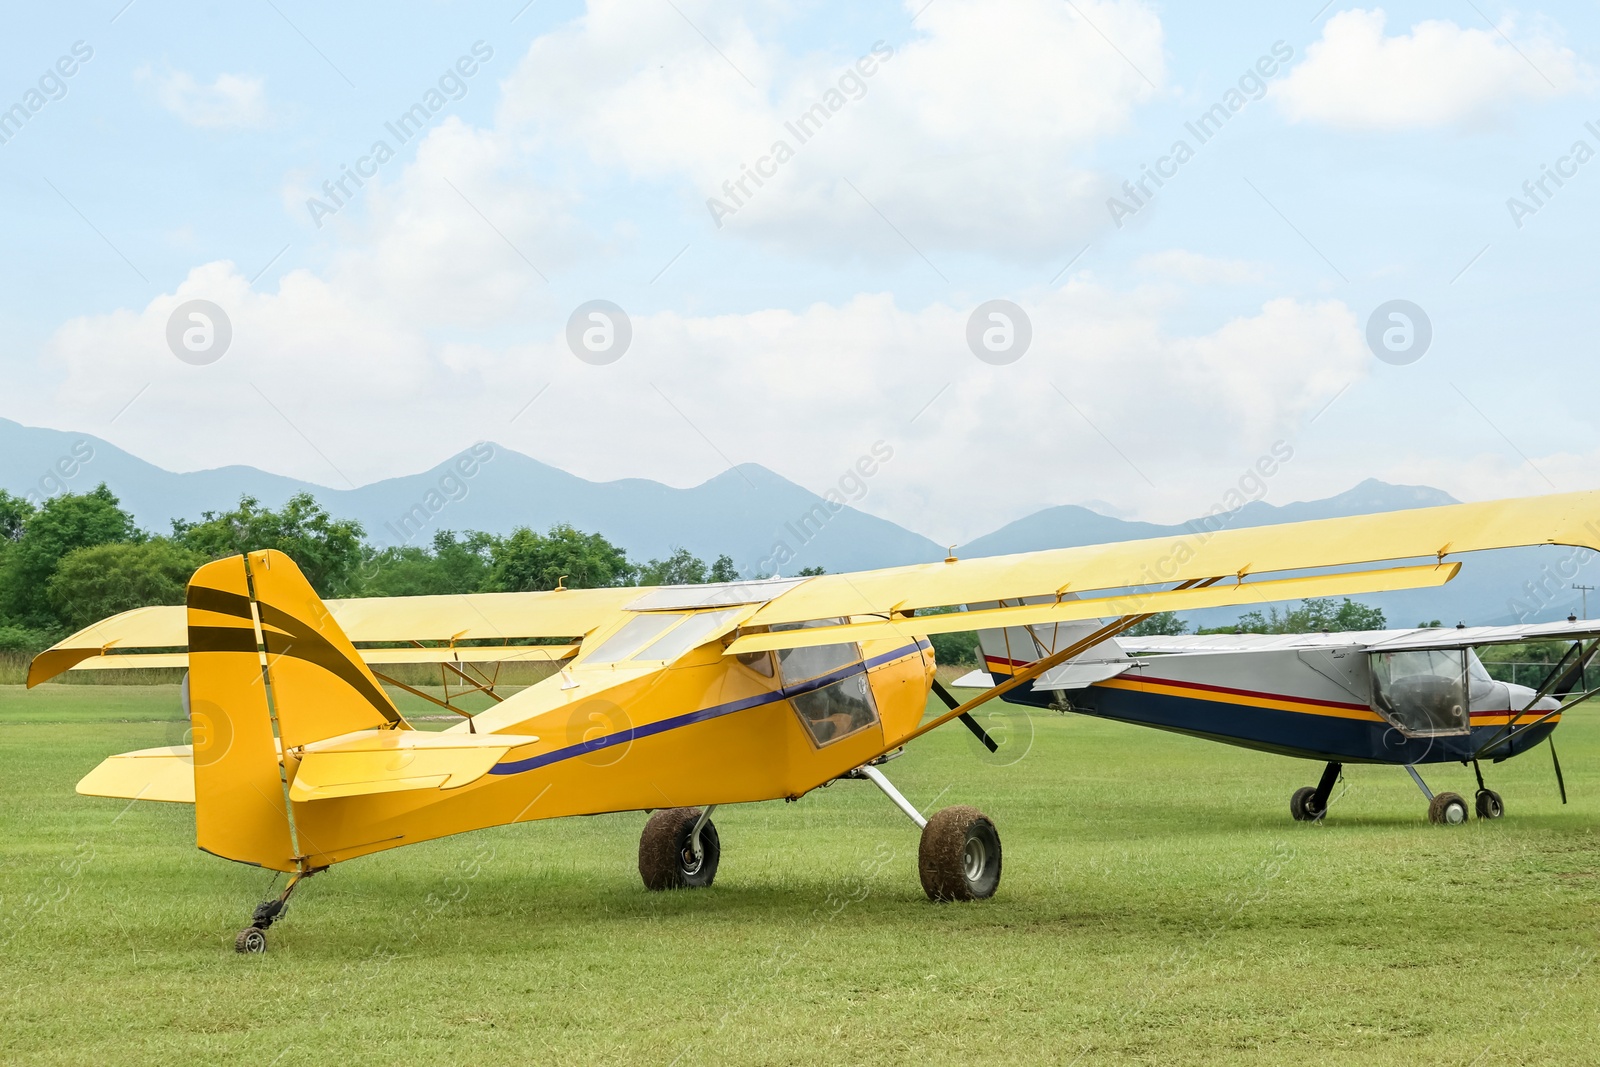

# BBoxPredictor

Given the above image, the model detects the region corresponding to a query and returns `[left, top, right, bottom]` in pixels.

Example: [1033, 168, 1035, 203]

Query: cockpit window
[772, 619, 857, 683]
[581, 613, 685, 665]
[1369, 649, 1470, 736]
[772, 619, 879, 745]
[632, 609, 744, 663]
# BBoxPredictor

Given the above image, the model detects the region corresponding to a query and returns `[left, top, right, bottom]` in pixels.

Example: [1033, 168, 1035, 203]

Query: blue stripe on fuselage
[996, 677, 1558, 765]
[488, 639, 930, 776]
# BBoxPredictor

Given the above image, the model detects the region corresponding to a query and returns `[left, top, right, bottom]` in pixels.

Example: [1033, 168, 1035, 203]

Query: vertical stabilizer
[187, 555, 298, 871]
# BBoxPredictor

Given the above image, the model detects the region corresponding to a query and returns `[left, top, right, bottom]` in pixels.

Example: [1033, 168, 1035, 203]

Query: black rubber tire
[235, 927, 267, 954]
[1475, 789, 1505, 820]
[1289, 786, 1325, 822]
[919, 806, 1002, 902]
[638, 807, 720, 891]
[1428, 791, 1469, 826]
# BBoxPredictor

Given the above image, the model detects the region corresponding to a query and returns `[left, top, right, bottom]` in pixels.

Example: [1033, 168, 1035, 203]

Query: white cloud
[1134, 250, 1264, 285]
[1271, 9, 1589, 130]
[141, 67, 270, 129]
[14, 4, 1449, 541]
[29, 258, 1367, 540]
[495, 0, 1166, 259]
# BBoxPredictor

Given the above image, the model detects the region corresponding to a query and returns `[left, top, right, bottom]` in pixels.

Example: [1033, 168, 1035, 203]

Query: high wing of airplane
[29, 488, 1600, 952]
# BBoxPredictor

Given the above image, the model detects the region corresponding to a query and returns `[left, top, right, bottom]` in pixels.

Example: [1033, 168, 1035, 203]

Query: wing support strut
[371, 669, 478, 732]
[931, 678, 997, 753]
[894, 578, 1223, 751]
[1472, 640, 1600, 762]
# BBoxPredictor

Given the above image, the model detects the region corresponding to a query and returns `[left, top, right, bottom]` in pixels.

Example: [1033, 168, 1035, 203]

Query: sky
[1, 0, 1597, 545]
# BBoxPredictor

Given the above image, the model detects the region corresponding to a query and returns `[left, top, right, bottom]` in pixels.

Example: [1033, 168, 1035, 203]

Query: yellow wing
[34, 489, 1600, 675]
[27, 586, 640, 686]
[727, 563, 1459, 654]
[736, 488, 1600, 644]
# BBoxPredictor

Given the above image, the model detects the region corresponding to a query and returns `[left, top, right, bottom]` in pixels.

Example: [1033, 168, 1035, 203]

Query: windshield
[1369, 648, 1470, 736]
[633, 609, 744, 663]
[581, 613, 685, 665]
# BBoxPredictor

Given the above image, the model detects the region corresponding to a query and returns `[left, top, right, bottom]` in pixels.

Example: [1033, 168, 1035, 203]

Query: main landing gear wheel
[234, 927, 267, 954]
[919, 806, 1002, 902]
[639, 807, 720, 891]
[1428, 791, 1469, 826]
[1475, 789, 1505, 820]
[1289, 786, 1326, 822]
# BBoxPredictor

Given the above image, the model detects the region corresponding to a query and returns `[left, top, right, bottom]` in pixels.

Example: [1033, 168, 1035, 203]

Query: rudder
[187, 550, 409, 871]
[187, 555, 298, 871]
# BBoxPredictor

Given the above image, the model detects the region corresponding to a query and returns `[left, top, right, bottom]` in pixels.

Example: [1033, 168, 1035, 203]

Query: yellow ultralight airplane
[29, 488, 1600, 952]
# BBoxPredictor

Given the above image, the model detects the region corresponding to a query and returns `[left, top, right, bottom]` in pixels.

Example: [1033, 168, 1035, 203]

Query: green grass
[2, 683, 1598, 1065]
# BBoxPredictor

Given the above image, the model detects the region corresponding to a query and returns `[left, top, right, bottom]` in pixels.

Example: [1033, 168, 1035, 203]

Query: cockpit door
[1367, 648, 1471, 736]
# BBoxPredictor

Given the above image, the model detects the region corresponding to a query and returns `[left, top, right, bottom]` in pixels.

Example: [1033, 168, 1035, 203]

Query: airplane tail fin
[185, 550, 407, 871]
[970, 596, 1133, 694]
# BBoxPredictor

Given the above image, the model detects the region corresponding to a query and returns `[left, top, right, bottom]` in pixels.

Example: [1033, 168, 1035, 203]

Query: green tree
[489, 524, 633, 591]
[47, 539, 205, 630]
[929, 630, 980, 668]
[0, 484, 140, 629]
[1237, 597, 1386, 634]
[638, 547, 707, 586]
[0, 490, 34, 544]
[1330, 598, 1386, 631]
[358, 530, 499, 597]
[172, 493, 365, 597]
[708, 554, 739, 583]
[1125, 611, 1188, 637]
[796, 565, 827, 577]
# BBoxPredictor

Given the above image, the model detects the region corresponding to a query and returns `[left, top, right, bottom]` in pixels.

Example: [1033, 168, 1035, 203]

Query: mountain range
[1, 417, 1588, 626]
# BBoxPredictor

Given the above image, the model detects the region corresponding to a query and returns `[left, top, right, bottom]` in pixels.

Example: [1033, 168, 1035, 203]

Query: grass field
[2, 683, 1598, 1065]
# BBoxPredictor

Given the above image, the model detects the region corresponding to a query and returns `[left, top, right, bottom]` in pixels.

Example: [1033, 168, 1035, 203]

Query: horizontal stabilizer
[1031, 660, 1134, 690]
[77, 746, 197, 804]
[288, 729, 541, 802]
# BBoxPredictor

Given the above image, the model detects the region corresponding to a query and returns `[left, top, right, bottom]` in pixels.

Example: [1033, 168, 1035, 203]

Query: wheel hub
[962, 836, 987, 881]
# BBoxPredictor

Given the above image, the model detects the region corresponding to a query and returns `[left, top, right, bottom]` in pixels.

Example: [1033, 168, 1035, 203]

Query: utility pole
[1576, 584, 1595, 618]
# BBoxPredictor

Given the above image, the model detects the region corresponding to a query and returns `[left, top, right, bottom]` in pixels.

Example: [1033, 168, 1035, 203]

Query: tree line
[0, 484, 823, 653]
[1122, 598, 1387, 639]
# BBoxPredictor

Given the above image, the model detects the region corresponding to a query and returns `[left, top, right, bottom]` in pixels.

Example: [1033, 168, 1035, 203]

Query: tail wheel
[234, 927, 267, 954]
[1289, 786, 1325, 822]
[919, 806, 1002, 902]
[1475, 789, 1505, 820]
[1428, 791, 1469, 826]
[638, 807, 720, 891]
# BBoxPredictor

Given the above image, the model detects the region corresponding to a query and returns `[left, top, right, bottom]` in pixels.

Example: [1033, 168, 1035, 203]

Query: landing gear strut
[847, 761, 1002, 902]
[1472, 759, 1505, 820]
[1405, 765, 1468, 825]
[1290, 761, 1342, 822]
[235, 869, 317, 953]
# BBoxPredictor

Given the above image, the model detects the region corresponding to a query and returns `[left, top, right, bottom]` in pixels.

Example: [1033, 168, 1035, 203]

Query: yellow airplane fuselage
[281, 633, 934, 870]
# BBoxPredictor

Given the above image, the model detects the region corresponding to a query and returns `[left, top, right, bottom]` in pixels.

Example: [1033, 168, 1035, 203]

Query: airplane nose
[1503, 682, 1561, 712]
